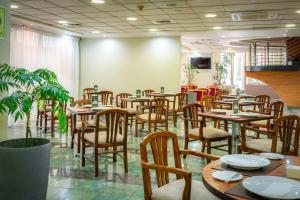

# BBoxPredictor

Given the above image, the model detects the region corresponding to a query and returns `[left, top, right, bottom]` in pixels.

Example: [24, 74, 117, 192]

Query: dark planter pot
[0, 138, 51, 200]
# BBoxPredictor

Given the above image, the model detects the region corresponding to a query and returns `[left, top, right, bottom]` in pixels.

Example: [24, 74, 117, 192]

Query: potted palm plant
[0, 63, 70, 200]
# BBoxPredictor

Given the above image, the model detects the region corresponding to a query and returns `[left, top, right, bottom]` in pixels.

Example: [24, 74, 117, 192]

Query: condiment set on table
[212, 154, 300, 199]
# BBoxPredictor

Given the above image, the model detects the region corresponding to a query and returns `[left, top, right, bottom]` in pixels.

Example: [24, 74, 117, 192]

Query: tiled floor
[9, 119, 222, 200]
[7, 107, 300, 200]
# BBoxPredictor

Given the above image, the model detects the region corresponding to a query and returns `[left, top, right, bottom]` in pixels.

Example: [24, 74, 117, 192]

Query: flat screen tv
[190, 57, 211, 69]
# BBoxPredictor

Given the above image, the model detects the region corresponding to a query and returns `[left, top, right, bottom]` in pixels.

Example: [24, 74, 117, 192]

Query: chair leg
[207, 140, 211, 154]
[71, 132, 74, 149]
[44, 114, 47, 133]
[130, 116, 133, 128]
[113, 146, 117, 162]
[36, 112, 39, 126]
[183, 137, 189, 159]
[94, 146, 99, 177]
[228, 137, 232, 154]
[123, 145, 128, 173]
[201, 141, 206, 153]
[173, 112, 177, 127]
[51, 118, 55, 137]
[148, 122, 151, 134]
[81, 140, 86, 167]
[39, 113, 43, 128]
[165, 119, 168, 131]
[135, 118, 138, 136]
[77, 132, 81, 154]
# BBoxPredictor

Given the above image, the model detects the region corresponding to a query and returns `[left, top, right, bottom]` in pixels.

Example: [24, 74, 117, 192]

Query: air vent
[231, 11, 277, 21]
[152, 20, 176, 25]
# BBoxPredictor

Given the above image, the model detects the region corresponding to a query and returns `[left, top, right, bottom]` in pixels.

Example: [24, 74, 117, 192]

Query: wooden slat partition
[287, 37, 300, 60]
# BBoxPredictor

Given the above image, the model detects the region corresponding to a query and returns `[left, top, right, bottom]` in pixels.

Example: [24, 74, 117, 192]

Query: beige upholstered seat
[250, 120, 268, 127]
[125, 108, 136, 114]
[189, 127, 229, 139]
[84, 131, 124, 144]
[246, 138, 294, 153]
[152, 179, 218, 200]
[137, 113, 166, 122]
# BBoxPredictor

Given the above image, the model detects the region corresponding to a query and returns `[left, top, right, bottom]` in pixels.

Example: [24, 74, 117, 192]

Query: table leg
[231, 122, 241, 154]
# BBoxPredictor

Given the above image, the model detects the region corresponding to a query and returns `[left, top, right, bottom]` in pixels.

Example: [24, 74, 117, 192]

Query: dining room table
[221, 94, 255, 99]
[147, 92, 175, 98]
[202, 155, 300, 200]
[198, 110, 274, 153]
[213, 99, 264, 111]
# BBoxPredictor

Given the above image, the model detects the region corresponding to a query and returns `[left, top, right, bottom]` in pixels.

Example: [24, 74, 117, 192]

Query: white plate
[212, 171, 243, 182]
[239, 112, 261, 118]
[243, 176, 300, 199]
[220, 154, 271, 170]
[259, 153, 284, 160]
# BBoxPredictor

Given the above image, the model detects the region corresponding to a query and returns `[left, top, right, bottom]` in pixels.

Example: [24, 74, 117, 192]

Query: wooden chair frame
[140, 131, 219, 200]
[116, 93, 135, 127]
[97, 90, 113, 105]
[81, 109, 129, 177]
[169, 93, 188, 127]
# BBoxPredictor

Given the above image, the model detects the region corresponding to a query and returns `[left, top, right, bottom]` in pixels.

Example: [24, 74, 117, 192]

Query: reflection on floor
[8, 119, 225, 200]
[7, 107, 300, 200]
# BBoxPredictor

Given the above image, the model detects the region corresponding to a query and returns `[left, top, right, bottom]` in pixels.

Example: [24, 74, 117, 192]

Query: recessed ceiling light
[91, 0, 105, 3]
[11, 4, 19, 9]
[285, 24, 296, 28]
[127, 17, 137, 21]
[296, 10, 300, 14]
[58, 20, 69, 24]
[213, 26, 222, 30]
[149, 29, 157, 32]
[205, 13, 217, 18]
[91, 30, 100, 34]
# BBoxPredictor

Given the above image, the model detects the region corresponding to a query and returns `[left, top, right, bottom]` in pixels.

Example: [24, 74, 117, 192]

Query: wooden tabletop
[147, 92, 175, 97]
[214, 100, 264, 107]
[198, 112, 273, 123]
[120, 97, 151, 102]
[202, 156, 300, 200]
[221, 95, 255, 99]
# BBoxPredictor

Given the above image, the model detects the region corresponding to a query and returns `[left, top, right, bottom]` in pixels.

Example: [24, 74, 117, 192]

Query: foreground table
[199, 111, 273, 153]
[202, 156, 300, 200]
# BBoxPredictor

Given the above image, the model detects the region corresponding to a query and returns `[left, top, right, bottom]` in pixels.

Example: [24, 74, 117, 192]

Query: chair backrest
[255, 95, 270, 112]
[200, 95, 214, 112]
[83, 88, 94, 99]
[274, 115, 300, 156]
[97, 90, 113, 105]
[183, 104, 205, 139]
[143, 89, 154, 97]
[95, 109, 128, 145]
[74, 99, 91, 106]
[140, 131, 183, 188]
[115, 93, 132, 108]
[173, 93, 188, 112]
[269, 101, 284, 124]
[149, 98, 169, 121]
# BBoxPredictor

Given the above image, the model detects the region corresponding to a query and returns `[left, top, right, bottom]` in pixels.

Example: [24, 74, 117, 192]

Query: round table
[202, 156, 300, 200]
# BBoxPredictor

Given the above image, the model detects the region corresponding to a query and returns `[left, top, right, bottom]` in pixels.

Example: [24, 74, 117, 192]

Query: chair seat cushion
[84, 131, 124, 144]
[137, 113, 166, 122]
[189, 127, 229, 139]
[250, 120, 268, 127]
[152, 179, 218, 200]
[124, 108, 136, 115]
[76, 120, 106, 130]
[246, 138, 294, 153]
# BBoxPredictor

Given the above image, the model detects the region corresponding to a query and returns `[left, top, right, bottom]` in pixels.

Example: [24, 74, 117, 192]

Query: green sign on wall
[0, 7, 5, 39]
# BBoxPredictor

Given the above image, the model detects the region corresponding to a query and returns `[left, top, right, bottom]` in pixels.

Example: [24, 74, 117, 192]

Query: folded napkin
[261, 182, 293, 196]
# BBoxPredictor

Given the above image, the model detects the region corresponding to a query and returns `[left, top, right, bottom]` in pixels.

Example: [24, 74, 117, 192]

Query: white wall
[181, 52, 221, 88]
[0, 0, 10, 141]
[80, 37, 181, 95]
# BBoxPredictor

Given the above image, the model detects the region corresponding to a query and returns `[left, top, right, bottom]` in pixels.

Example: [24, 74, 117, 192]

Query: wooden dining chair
[143, 89, 155, 97]
[140, 131, 219, 200]
[253, 95, 270, 112]
[97, 90, 113, 105]
[81, 109, 129, 177]
[135, 98, 169, 135]
[200, 95, 214, 112]
[83, 87, 94, 99]
[169, 93, 188, 127]
[36, 99, 51, 129]
[115, 93, 136, 127]
[240, 115, 300, 156]
[183, 103, 232, 156]
[248, 101, 284, 138]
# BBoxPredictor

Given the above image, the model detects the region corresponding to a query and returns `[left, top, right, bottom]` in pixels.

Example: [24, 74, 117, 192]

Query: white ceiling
[10, 0, 300, 38]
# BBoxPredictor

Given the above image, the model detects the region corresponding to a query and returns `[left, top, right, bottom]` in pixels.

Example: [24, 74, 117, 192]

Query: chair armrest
[180, 150, 220, 161]
[141, 161, 191, 177]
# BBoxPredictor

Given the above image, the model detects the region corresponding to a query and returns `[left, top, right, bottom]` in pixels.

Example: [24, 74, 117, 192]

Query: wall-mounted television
[190, 57, 211, 69]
